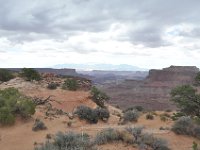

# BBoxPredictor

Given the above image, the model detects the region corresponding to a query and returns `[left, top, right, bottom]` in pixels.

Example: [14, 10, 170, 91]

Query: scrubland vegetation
[1, 69, 200, 150]
[35, 127, 170, 150]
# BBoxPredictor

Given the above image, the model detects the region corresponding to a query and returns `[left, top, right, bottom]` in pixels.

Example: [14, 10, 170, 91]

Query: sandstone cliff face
[100, 66, 200, 110]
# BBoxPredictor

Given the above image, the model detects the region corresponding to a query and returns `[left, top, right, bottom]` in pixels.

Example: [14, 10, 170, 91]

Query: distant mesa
[6, 68, 79, 76]
[147, 65, 199, 83]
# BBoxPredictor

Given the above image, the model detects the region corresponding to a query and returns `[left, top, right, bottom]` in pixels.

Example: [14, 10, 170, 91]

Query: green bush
[0, 69, 14, 82]
[0, 88, 36, 125]
[90, 86, 109, 108]
[20, 68, 41, 81]
[75, 105, 98, 124]
[75, 105, 110, 124]
[35, 131, 94, 150]
[62, 79, 78, 91]
[122, 109, 139, 123]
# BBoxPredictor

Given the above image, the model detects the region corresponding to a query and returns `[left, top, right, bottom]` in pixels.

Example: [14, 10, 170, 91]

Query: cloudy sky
[0, 0, 200, 69]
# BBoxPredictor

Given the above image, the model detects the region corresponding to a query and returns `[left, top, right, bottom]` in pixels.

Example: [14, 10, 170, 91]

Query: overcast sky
[0, 0, 200, 69]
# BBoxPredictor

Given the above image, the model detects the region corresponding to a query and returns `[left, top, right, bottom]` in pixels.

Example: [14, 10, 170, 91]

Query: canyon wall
[100, 66, 199, 110]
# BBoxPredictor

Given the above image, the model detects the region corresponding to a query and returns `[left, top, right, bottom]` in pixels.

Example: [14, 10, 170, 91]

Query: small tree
[20, 68, 41, 81]
[90, 87, 109, 108]
[170, 85, 200, 117]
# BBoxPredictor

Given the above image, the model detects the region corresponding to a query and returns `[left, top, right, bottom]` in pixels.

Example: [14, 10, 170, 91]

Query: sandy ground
[0, 78, 200, 150]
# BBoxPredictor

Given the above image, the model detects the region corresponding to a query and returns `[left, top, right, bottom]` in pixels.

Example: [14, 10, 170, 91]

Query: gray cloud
[0, 0, 200, 48]
[179, 27, 200, 39]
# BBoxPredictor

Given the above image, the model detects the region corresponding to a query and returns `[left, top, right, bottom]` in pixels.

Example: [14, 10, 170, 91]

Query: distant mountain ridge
[53, 63, 147, 71]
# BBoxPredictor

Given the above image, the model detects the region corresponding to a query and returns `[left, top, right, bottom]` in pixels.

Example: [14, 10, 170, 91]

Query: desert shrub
[146, 113, 154, 120]
[0, 69, 14, 82]
[94, 107, 110, 121]
[47, 82, 58, 90]
[94, 128, 119, 145]
[117, 130, 135, 144]
[126, 126, 143, 143]
[140, 133, 170, 150]
[35, 131, 94, 150]
[75, 105, 110, 123]
[62, 79, 78, 91]
[171, 116, 193, 135]
[20, 68, 41, 81]
[94, 127, 170, 150]
[32, 119, 47, 131]
[172, 117, 200, 139]
[90, 86, 109, 108]
[123, 109, 139, 123]
[0, 88, 36, 125]
[75, 105, 98, 124]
